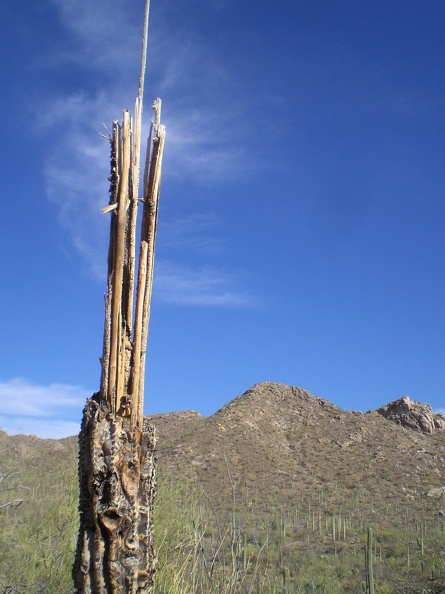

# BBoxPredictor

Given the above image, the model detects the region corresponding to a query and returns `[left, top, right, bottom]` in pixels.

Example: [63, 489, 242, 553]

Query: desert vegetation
[1, 384, 444, 594]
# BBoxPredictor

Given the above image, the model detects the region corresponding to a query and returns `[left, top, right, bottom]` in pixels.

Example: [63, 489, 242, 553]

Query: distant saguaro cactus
[73, 2, 166, 592]
[365, 527, 375, 594]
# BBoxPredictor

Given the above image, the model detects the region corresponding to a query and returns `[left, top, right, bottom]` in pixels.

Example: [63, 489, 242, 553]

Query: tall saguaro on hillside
[73, 2, 165, 592]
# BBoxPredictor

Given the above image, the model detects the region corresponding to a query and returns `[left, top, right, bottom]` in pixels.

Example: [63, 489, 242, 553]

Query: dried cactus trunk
[73, 399, 157, 593]
[74, 3, 165, 590]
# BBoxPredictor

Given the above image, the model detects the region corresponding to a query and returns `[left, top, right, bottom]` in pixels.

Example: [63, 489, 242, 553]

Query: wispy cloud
[159, 213, 225, 253]
[37, 0, 260, 304]
[48, 0, 141, 74]
[0, 378, 90, 438]
[0, 417, 80, 440]
[162, 107, 255, 181]
[42, 93, 114, 279]
[155, 215, 255, 306]
[154, 261, 253, 307]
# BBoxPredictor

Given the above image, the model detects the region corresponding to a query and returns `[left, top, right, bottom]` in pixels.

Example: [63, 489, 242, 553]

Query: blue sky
[1, 0, 444, 438]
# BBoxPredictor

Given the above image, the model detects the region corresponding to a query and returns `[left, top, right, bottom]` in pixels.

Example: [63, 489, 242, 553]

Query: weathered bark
[74, 2, 165, 591]
[74, 398, 156, 593]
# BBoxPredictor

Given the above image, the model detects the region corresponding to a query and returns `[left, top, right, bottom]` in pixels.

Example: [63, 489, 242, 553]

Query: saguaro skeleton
[73, 2, 165, 592]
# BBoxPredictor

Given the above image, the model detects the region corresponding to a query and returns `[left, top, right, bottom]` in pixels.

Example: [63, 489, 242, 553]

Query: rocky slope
[2, 383, 444, 523]
[146, 383, 445, 520]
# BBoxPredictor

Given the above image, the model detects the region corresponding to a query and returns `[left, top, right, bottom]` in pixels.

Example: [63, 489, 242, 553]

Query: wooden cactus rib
[100, 122, 120, 401]
[108, 111, 132, 413]
[100, 101, 164, 425]
[132, 101, 165, 427]
[125, 0, 149, 348]
[137, 114, 165, 426]
[126, 100, 140, 337]
[100, 0, 155, 422]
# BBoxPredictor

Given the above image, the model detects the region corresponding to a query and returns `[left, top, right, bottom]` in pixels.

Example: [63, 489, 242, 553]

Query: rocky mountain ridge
[2, 383, 444, 518]
[142, 383, 445, 518]
[151, 382, 444, 436]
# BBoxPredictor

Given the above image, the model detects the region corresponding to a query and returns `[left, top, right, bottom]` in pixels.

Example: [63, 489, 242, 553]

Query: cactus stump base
[73, 397, 157, 593]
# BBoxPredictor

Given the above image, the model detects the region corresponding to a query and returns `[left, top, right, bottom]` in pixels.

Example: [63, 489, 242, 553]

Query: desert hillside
[147, 382, 445, 515]
[1, 383, 444, 593]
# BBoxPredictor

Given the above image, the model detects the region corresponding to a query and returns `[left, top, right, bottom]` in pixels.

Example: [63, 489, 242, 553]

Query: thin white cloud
[48, 0, 141, 74]
[155, 216, 257, 307]
[159, 213, 225, 253]
[154, 261, 253, 307]
[162, 107, 255, 181]
[0, 417, 80, 440]
[37, 0, 260, 304]
[43, 0, 256, 182]
[0, 378, 90, 438]
[40, 91, 122, 280]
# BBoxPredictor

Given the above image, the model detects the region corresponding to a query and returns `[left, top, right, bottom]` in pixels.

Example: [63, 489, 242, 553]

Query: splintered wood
[101, 100, 165, 427]
[74, 101, 165, 594]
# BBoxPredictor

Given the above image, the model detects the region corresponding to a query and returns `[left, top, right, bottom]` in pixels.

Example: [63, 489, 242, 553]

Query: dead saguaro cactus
[73, 2, 166, 592]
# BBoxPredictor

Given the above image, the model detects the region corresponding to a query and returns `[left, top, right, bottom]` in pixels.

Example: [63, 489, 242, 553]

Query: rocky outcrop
[427, 486, 445, 498]
[376, 396, 445, 434]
